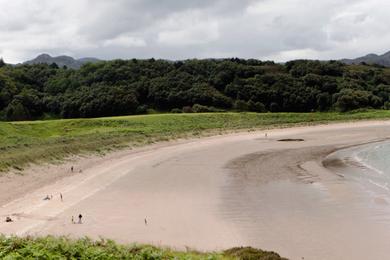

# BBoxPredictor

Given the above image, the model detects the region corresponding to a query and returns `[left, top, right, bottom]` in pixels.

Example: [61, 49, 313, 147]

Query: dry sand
[2, 121, 390, 259]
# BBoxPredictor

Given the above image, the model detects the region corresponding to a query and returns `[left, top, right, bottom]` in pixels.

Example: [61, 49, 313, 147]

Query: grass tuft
[0, 236, 286, 259]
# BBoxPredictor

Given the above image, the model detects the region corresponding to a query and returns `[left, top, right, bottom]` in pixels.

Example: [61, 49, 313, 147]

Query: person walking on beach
[60, 193, 63, 202]
[71, 216, 74, 224]
[78, 214, 83, 224]
[71, 166, 74, 172]
[144, 218, 147, 226]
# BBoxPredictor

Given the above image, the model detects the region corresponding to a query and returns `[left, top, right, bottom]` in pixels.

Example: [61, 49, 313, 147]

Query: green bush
[171, 108, 182, 113]
[269, 102, 280, 112]
[192, 104, 223, 113]
[136, 105, 148, 114]
[0, 236, 286, 259]
[234, 100, 249, 111]
[182, 106, 193, 113]
[248, 100, 266, 112]
[224, 247, 286, 260]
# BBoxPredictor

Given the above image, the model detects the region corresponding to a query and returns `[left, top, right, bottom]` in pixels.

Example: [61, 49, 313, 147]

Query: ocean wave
[368, 179, 390, 191]
[352, 150, 385, 176]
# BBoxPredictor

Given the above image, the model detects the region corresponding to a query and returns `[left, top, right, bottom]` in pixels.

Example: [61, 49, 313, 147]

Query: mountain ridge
[23, 53, 100, 69]
[342, 51, 390, 67]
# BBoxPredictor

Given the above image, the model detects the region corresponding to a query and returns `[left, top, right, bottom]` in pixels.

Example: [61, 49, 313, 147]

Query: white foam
[368, 179, 390, 191]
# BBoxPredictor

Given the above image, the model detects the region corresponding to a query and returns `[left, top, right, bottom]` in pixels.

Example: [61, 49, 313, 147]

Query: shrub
[224, 247, 286, 260]
[234, 100, 249, 111]
[182, 106, 193, 113]
[248, 100, 266, 112]
[5, 101, 31, 121]
[269, 102, 280, 112]
[136, 105, 148, 114]
[170, 108, 182, 113]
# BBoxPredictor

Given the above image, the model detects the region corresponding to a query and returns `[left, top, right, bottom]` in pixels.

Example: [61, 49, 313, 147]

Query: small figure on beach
[71, 166, 74, 172]
[144, 218, 147, 225]
[79, 169, 82, 173]
[71, 216, 74, 224]
[50, 194, 53, 200]
[60, 193, 63, 202]
[265, 133, 268, 138]
[43, 195, 51, 200]
[78, 214, 83, 224]
[5, 216, 13, 222]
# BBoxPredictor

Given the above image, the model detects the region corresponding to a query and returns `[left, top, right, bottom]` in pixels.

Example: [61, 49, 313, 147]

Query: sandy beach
[2, 121, 390, 259]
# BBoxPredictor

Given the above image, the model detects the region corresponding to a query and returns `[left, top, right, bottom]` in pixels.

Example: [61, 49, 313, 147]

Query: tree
[0, 58, 390, 121]
[335, 89, 371, 112]
[5, 100, 30, 121]
[316, 93, 331, 111]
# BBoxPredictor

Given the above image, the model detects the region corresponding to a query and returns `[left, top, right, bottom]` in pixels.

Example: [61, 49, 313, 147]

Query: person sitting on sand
[5, 216, 13, 222]
[78, 214, 83, 224]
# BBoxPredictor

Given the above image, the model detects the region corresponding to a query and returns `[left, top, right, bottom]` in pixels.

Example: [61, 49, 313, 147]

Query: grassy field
[0, 236, 285, 259]
[1, 110, 390, 172]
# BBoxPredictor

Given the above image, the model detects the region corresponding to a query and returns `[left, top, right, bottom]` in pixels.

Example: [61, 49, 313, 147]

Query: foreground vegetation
[2, 58, 390, 121]
[1, 111, 390, 172]
[0, 236, 286, 259]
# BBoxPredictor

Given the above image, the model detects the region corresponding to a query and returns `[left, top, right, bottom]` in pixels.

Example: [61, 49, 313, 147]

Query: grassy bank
[0, 236, 285, 259]
[1, 110, 390, 172]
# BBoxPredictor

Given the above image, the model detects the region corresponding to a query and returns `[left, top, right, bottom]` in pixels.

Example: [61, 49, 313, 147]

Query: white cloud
[263, 49, 322, 62]
[103, 35, 146, 48]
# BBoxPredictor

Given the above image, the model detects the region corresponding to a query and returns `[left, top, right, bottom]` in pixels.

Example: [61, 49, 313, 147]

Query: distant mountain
[341, 51, 390, 67]
[23, 54, 100, 69]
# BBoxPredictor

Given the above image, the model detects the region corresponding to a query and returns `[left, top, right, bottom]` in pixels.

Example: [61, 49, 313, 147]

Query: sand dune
[2, 121, 390, 259]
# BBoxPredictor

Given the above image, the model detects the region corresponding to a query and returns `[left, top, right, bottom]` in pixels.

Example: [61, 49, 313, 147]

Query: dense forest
[1, 57, 390, 121]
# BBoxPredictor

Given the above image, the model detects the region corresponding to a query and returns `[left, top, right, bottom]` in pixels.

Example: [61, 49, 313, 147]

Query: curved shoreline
[2, 120, 390, 259]
[322, 138, 390, 170]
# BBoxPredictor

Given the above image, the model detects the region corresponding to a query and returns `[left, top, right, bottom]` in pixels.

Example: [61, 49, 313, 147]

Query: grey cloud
[0, 0, 390, 63]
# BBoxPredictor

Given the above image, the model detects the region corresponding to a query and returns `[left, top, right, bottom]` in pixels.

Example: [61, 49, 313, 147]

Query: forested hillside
[1, 58, 390, 121]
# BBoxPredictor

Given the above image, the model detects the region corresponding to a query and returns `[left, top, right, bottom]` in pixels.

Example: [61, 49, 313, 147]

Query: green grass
[0, 236, 286, 259]
[1, 110, 390, 172]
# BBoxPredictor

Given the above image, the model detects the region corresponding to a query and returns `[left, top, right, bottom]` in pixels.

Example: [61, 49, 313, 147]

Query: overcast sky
[1, 0, 390, 63]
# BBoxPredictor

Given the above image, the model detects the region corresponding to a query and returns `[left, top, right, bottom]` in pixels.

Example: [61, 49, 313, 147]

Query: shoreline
[2, 120, 390, 259]
[2, 119, 385, 207]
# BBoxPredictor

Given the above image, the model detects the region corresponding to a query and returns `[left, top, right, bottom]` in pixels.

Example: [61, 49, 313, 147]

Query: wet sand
[2, 121, 390, 259]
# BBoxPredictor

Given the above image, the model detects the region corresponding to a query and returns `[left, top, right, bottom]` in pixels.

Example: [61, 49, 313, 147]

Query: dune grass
[1, 110, 390, 172]
[0, 236, 285, 260]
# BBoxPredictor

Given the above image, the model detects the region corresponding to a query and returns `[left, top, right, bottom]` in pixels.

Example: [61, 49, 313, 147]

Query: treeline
[1, 57, 390, 120]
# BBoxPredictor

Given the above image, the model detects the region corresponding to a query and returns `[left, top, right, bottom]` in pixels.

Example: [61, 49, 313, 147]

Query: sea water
[352, 141, 390, 192]
[325, 141, 390, 222]
[333, 141, 390, 206]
